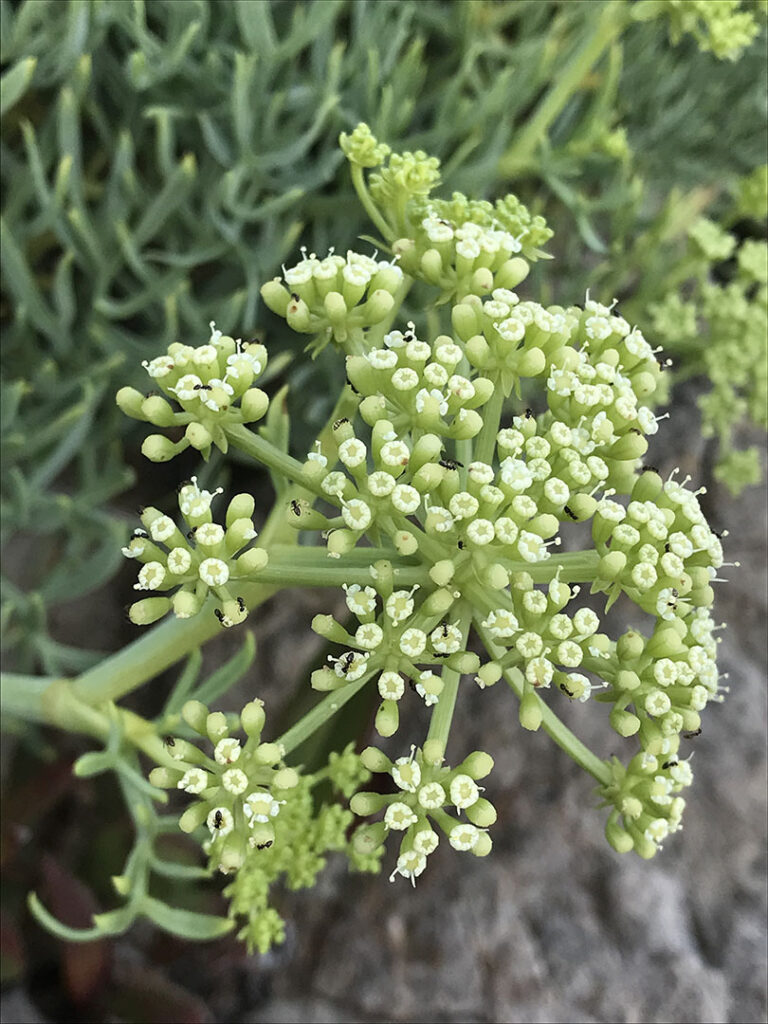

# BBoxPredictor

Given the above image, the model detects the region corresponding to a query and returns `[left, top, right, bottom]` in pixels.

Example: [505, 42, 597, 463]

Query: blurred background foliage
[1, 0, 766, 677]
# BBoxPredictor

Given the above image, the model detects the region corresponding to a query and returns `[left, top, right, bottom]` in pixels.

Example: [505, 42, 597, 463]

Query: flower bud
[219, 832, 246, 873]
[598, 551, 627, 581]
[517, 346, 546, 377]
[608, 432, 648, 462]
[359, 395, 387, 425]
[142, 434, 184, 462]
[226, 494, 255, 525]
[185, 422, 213, 452]
[466, 798, 497, 827]
[236, 548, 269, 574]
[422, 739, 445, 767]
[375, 699, 399, 737]
[327, 529, 358, 558]
[240, 700, 266, 737]
[610, 708, 641, 736]
[429, 560, 455, 586]
[448, 408, 483, 439]
[148, 767, 181, 788]
[241, 388, 269, 422]
[129, 596, 171, 625]
[393, 529, 418, 556]
[631, 470, 664, 503]
[324, 290, 348, 325]
[452, 303, 480, 341]
[458, 750, 494, 779]
[142, 395, 177, 426]
[311, 667, 344, 691]
[447, 651, 480, 674]
[481, 563, 509, 590]
[182, 699, 210, 734]
[179, 802, 209, 833]
[646, 627, 686, 658]
[475, 662, 502, 688]
[360, 746, 392, 772]
[494, 257, 529, 290]
[464, 334, 491, 368]
[352, 821, 388, 854]
[471, 831, 493, 857]
[273, 767, 300, 790]
[172, 589, 203, 619]
[206, 711, 228, 741]
[565, 493, 597, 521]
[260, 279, 292, 316]
[350, 791, 389, 816]
[411, 463, 445, 493]
[286, 295, 312, 331]
[422, 587, 455, 617]
[617, 630, 645, 662]
[311, 614, 350, 642]
[410, 433, 444, 472]
[519, 690, 542, 731]
[616, 669, 642, 691]
[116, 386, 148, 420]
[605, 818, 634, 854]
[469, 266, 493, 295]
[420, 248, 444, 284]
[356, 288, 395, 324]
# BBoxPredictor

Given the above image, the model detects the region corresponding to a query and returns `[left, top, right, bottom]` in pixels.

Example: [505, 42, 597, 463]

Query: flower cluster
[149, 698, 300, 875]
[311, 578, 480, 736]
[650, 210, 767, 494]
[351, 745, 495, 884]
[123, 482, 267, 627]
[636, 0, 760, 61]
[116, 323, 270, 461]
[260, 248, 404, 350]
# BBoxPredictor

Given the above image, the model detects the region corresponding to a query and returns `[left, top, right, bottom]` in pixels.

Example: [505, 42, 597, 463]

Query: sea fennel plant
[13, 126, 734, 954]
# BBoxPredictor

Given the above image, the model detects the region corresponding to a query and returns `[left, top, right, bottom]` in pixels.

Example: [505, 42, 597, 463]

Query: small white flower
[655, 587, 679, 620]
[413, 828, 440, 854]
[331, 651, 369, 681]
[644, 818, 669, 845]
[500, 458, 533, 492]
[367, 348, 398, 370]
[389, 849, 427, 885]
[149, 515, 176, 542]
[214, 738, 241, 764]
[450, 774, 479, 810]
[170, 374, 204, 401]
[384, 802, 418, 831]
[167, 547, 192, 575]
[573, 608, 599, 636]
[367, 470, 396, 497]
[556, 641, 583, 667]
[645, 690, 672, 716]
[199, 557, 230, 587]
[222, 768, 248, 795]
[468, 462, 495, 485]
[391, 367, 419, 391]
[417, 784, 446, 810]
[196, 523, 225, 546]
[448, 492, 480, 520]
[399, 628, 427, 658]
[631, 562, 657, 591]
[405, 339, 431, 362]
[654, 659, 679, 687]
[496, 317, 526, 343]
[135, 561, 166, 591]
[415, 388, 448, 417]
[467, 518, 495, 545]
[494, 517, 519, 545]
[517, 531, 547, 563]
[423, 362, 449, 388]
[178, 768, 208, 794]
[435, 341, 462, 366]
[343, 583, 377, 617]
[431, 622, 462, 654]
[544, 478, 569, 506]
[355, 622, 383, 650]
[342, 499, 373, 531]
[321, 471, 348, 497]
[516, 632, 544, 658]
[392, 757, 422, 793]
[525, 656, 554, 688]
[481, 609, 519, 638]
[380, 440, 411, 467]
[549, 614, 573, 640]
[670, 760, 694, 787]
[142, 355, 175, 378]
[522, 590, 548, 615]
[449, 823, 480, 851]
[447, 375, 475, 401]
[207, 807, 234, 837]
[338, 438, 367, 468]
[244, 790, 281, 823]
[385, 588, 417, 623]
[391, 484, 421, 514]
[378, 671, 405, 701]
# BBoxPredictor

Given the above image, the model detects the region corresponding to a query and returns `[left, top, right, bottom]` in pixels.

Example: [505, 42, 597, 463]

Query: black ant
[212, 810, 224, 830]
[662, 759, 678, 770]
[132, 528, 148, 538]
[525, 408, 533, 419]
[193, 383, 212, 392]
[333, 417, 350, 429]
[237, 597, 246, 613]
[642, 465, 659, 474]
[433, 652, 450, 659]
[338, 652, 356, 675]
[186, 529, 196, 540]
[214, 609, 225, 625]
[255, 840, 273, 850]
[163, 735, 176, 748]
[439, 458, 463, 470]
[559, 683, 574, 697]
[564, 505, 578, 521]
[457, 540, 465, 550]
[291, 292, 300, 301]
[683, 728, 702, 739]
[290, 499, 302, 516]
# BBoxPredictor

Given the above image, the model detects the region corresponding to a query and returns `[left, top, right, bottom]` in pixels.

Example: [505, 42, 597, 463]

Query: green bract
[99, 125, 735, 952]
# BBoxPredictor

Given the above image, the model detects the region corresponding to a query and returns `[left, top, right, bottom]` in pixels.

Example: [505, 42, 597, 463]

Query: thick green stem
[224, 424, 320, 493]
[472, 376, 505, 466]
[499, 0, 629, 176]
[350, 163, 395, 242]
[426, 611, 472, 753]
[475, 619, 611, 785]
[257, 559, 426, 588]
